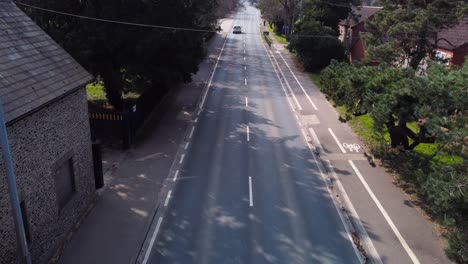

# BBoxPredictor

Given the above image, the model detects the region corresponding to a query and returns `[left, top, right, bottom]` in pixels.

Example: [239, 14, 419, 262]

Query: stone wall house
[0, 1, 95, 263]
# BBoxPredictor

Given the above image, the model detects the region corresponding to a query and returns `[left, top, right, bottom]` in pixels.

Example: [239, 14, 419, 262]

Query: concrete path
[58, 18, 234, 264]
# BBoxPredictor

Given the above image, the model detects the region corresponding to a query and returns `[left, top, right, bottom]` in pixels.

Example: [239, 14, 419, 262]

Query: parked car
[233, 26, 242, 34]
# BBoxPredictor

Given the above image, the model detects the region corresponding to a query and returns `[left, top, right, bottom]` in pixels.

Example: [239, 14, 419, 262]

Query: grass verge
[86, 81, 141, 101]
[266, 23, 289, 45]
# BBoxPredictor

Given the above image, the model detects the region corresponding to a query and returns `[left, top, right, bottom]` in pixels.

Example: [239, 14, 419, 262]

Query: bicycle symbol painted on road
[342, 143, 361, 153]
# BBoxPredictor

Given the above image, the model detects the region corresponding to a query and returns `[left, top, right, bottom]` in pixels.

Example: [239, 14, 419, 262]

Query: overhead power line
[13, 1, 448, 42]
[13, 1, 218, 33]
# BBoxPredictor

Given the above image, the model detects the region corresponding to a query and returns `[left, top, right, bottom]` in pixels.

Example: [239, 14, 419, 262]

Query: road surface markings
[308, 128, 322, 151]
[246, 125, 250, 142]
[343, 143, 361, 153]
[189, 126, 195, 139]
[326, 161, 382, 264]
[198, 24, 229, 110]
[349, 160, 420, 264]
[261, 41, 367, 262]
[244, 57, 246, 61]
[179, 154, 185, 164]
[266, 47, 303, 111]
[249, 176, 253, 207]
[245, 78, 247, 86]
[184, 142, 189, 150]
[164, 190, 172, 207]
[173, 170, 179, 182]
[194, 118, 198, 123]
[276, 51, 319, 110]
[245, 97, 249, 107]
[244, 65, 247, 71]
[328, 128, 346, 153]
[142, 217, 163, 264]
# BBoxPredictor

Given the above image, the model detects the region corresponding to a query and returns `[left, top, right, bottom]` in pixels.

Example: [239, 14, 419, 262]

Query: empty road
[142, 4, 362, 264]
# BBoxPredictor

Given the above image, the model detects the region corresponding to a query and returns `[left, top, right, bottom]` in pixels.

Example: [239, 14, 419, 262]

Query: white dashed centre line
[245, 78, 247, 86]
[189, 126, 195, 139]
[245, 97, 249, 107]
[328, 128, 346, 153]
[249, 176, 253, 207]
[184, 142, 189, 150]
[246, 126, 250, 142]
[164, 190, 172, 207]
[179, 154, 185, 164]
[173, 170, 179, 182]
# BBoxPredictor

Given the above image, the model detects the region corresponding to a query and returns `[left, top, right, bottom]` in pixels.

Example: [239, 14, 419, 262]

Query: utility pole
[0, 98, 32, 264]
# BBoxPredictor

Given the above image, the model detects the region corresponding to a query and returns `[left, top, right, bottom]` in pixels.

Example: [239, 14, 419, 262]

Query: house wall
[349, 23, 367, 62]
[451, 44, 468, 66]
[0, 88, 95, 264]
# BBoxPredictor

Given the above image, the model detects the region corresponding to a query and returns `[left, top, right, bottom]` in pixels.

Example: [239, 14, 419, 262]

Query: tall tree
[364, 0, 467, 69]
[20, 0, 219, 109]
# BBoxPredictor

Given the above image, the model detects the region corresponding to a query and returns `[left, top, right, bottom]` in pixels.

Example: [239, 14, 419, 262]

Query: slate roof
[339, 6, 382, 28]
[436, 19, 468, 51]
[0, 0, 93, 124]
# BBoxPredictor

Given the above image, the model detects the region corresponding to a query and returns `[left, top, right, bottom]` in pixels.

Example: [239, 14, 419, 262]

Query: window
[54, 158, 76, 211]
[20, 200, 31, 244]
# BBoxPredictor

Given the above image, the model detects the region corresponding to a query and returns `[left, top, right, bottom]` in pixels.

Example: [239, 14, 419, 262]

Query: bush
[447, 231, 468, 264]
[289, 20, 345, 71]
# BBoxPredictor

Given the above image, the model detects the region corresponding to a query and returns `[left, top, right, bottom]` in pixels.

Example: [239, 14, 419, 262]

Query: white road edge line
[179, 154, 185, 164]
[164, 190, 172, 207]
[173, 170, 179, 182]
[326, 160, 383, 264]
[260, 40, 364, 263]
[267, 47, 303, 111]
[142, 217, 163, 264]
[308, 128, 322, 151]
[328, 128, 347, 153]
[349, 160, 420, 264]
[249, 176, 253, 207]
[277, 51, 319, 111]
[246, 125, 250, 142]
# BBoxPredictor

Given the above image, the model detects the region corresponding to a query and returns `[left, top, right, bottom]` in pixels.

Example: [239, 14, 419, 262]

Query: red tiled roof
[339, 6, 382, 28]
[436, 19, 468, 50]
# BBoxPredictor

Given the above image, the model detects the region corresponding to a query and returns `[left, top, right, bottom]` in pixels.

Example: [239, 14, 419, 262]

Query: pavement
[58, 17, 234, 264]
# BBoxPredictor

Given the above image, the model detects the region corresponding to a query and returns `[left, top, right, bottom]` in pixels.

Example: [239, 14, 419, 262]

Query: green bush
[447, 231, 468, 263]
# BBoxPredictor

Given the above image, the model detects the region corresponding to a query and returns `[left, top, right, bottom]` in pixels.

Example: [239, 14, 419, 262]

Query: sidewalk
[264, 29, 450, 263]
[58, 18, 233, 264]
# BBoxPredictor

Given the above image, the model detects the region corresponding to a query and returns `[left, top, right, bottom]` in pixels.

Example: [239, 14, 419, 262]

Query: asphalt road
[144, 4, 362, 264]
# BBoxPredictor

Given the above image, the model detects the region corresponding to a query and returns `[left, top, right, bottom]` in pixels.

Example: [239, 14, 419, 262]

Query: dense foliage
[20, 0, 224, 109]
[320, 61, 468, 263]
[364, 0, 467, 69]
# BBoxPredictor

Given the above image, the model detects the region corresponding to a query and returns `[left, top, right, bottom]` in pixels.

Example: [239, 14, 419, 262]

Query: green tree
[364, 0, 467, 69]
[20, 0, 218, 109]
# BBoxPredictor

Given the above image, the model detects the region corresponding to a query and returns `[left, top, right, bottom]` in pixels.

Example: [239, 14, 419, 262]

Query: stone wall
[0, 88, 95, 264]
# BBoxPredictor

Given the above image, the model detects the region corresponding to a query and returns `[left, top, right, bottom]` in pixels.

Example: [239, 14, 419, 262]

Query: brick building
[338, 6, 382, 63]
[434, 19, 468, 67]
[0, 1, 95, 263]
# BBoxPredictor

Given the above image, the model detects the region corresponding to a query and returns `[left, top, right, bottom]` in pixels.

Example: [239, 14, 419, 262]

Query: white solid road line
[189, 126, 195, 139]
[142, 217, 163, 264]
[267, 48, 303, 111]
[249, 176, 253, 207]
[261, 39, 364, 262]
[276, 50, 319, 111]
[245, 97, 249, 107]
[179, 154, 185, 164]
[246, 125, 250, 142]
[326, 160, 383, 264]
[173, 170, 179, 182]
[328, 128, 347, 153]
[349, 160, 420, 264]
[308, 128, 322, 152]
[164, 190, 172, 207]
